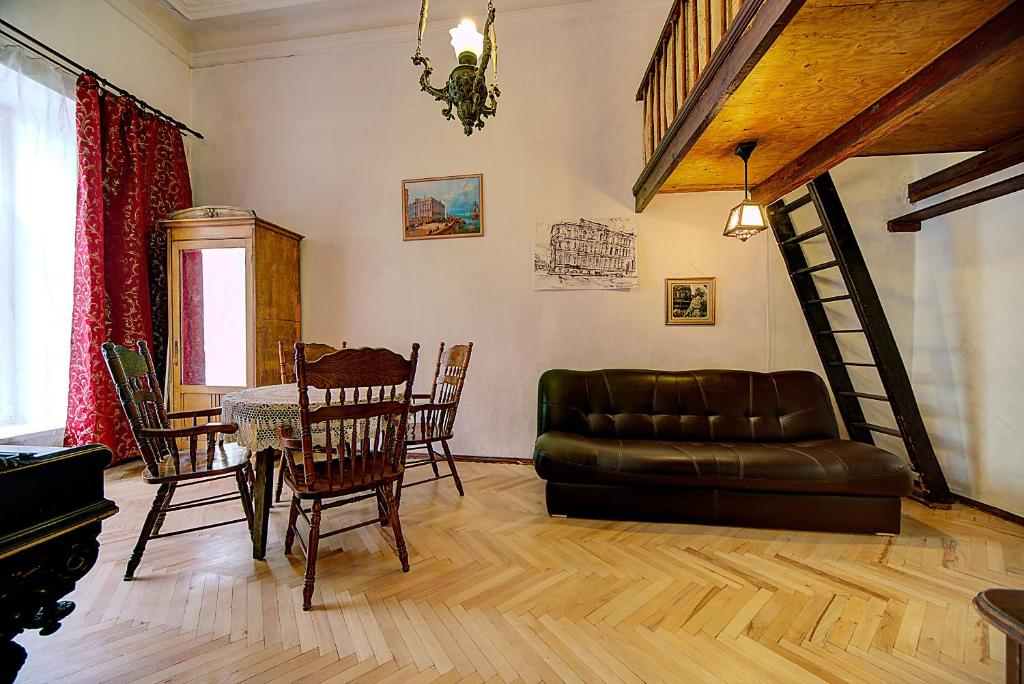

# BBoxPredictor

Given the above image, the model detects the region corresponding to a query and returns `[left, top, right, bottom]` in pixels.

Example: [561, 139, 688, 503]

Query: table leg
[252, 447, 275, 560]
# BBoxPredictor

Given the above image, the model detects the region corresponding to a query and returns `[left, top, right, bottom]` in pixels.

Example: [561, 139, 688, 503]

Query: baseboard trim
[452, 454, 533, 465]
[952, 494, 1024, 527]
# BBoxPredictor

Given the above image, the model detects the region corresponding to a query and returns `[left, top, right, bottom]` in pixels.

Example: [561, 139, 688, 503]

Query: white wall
[0, 0, 191, 123]
[768, 155, 1024, 517]
[908, 157, 1024, 517]
[191, 3, 771, 460]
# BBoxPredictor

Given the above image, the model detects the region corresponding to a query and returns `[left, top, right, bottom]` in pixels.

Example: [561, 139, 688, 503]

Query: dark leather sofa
[533, 369, 914, 534]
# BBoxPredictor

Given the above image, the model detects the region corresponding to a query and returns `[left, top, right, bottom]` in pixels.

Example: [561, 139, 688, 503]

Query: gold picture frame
[665, 277, 716, 325]
[402, 173, 484, 241]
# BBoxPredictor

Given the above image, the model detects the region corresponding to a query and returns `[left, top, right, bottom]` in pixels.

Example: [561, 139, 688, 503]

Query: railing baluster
[676, 9, 686, 103]
[666, 31, 676, 117]
[638, 0, 743, 164]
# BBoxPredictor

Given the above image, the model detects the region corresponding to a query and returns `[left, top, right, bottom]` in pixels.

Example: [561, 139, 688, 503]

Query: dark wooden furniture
[277, 340, 347, 385]
[102, 340, 254, 580]
[766, 173, 951, 504]
[279, 344, 419, 610]
[975, 589, 1024, 684]
[275, 340, 346, 502]
[534, 369, 914, 534]
[403, 342, 474, 496]
[0, 444, 117, 683]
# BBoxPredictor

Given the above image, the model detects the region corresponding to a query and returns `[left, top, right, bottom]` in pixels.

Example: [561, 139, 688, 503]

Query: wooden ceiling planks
[639, 0, 1022, 206]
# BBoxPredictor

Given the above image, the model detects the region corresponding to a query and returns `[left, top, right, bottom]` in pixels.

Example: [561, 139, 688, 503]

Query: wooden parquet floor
[17, 461, 1024, 683]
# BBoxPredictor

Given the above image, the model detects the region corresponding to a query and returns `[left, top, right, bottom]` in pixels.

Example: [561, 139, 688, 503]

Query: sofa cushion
[534, 431, 914, 497]
[538, 369, 839, 443]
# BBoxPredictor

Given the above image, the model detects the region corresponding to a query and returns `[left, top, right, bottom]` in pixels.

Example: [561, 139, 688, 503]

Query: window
[0, 46, 77, 438]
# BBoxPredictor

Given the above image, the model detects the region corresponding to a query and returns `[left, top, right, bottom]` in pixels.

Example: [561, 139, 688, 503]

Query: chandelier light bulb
[450, 18, 484, 59]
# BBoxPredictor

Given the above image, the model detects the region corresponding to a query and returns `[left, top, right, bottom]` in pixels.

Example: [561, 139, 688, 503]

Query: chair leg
[440, 440, 464, 496]
[125, 484, 170, 581]
[302, 499, 323, 611]
[376, 488, 389, 527]
[236, 465, 255, 532]
[425, 443, 441, 478]
[394, 471, 405, 512]
[382, 484, 410, 572]
[151, 482, 176, 536]
[275, 452, 287, 503]
[284, 495, 300, 555]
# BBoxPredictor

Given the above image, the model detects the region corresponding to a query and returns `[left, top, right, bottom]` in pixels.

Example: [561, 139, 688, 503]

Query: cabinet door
[168, 238, 254, 411]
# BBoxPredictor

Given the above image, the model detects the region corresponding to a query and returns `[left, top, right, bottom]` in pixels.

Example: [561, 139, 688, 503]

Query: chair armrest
[138, 422, 238, 439]
[281, 437, 304, 451]
[167, 407, 222, 420]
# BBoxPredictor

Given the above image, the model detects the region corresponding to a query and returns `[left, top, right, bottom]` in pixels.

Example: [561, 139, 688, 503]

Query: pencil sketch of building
[534, 217, 638, 290]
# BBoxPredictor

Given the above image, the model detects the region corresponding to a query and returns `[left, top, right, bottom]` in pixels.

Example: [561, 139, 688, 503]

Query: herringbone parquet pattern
[17, 461, 1024, 683]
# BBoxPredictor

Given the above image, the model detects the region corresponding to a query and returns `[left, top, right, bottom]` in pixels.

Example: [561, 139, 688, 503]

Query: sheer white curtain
[0, 44, 77, 438]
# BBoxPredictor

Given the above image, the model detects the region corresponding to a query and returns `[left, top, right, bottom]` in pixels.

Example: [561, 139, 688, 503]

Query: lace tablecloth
[221, 384, 404, 451]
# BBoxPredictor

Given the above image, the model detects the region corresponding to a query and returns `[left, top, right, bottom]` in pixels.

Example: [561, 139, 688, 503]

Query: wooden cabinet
[161, 206, 303, 412]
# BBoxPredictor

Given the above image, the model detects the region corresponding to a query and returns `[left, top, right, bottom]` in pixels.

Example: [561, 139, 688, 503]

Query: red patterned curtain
[179, 250, 206, 385]
[64, 74, 192, 462]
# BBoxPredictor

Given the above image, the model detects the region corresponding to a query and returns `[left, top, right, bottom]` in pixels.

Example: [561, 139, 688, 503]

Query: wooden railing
[637, 0, 746, 165]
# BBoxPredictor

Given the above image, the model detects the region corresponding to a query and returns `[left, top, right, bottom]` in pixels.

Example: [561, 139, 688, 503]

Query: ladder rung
[791, 260, 838, 276]
[807, 295, 851, 304]
[780, 226, 825, 245]
[838, 391, 889, 402]
[780, 194, 813, 213]
[828, 361, 876, 367]
[817, 329, 865, 335]
[851, 422, 902, 438]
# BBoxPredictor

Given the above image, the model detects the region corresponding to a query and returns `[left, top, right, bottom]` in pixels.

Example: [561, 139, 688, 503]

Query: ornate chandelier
[412, 0, 500, 136]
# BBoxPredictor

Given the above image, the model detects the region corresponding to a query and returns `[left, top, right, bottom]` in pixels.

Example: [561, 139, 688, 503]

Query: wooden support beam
[888, 173, 1024, 232]
[908, 133, 1024, 203]
[633, 0, 806, 212]
[751, 1, 1024, 205]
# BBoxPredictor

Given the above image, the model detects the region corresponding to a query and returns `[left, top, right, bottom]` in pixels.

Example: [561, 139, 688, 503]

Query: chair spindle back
[278, 340, 347, 384]
[102, 341, 175, 475]
[291, 344, 419, 491]
[422, 342, 474, 439]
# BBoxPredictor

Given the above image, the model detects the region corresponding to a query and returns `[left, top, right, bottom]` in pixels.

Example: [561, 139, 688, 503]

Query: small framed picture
[402, 174, 484, 241]
[665, 277, 716, 325]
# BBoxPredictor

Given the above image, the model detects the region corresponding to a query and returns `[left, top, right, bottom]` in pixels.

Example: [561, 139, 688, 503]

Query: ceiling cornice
[163, 0, 326, 21]
[191, 0, 667, 68]
[105, 0, 194, 66]
[105, 0, 667, 70]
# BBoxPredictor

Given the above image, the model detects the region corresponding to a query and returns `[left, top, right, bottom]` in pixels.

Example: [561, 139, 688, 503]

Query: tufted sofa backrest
[537, 369, 839, 442]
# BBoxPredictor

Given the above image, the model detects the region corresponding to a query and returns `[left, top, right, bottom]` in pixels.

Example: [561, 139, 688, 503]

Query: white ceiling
[133, 0, 599, 56]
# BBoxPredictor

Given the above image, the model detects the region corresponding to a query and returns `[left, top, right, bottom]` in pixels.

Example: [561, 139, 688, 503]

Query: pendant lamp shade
[723, 140, 768, 241]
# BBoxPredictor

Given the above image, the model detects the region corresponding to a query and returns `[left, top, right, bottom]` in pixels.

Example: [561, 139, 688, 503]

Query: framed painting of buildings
[402, 174, 484, 241]
[665, 277, 716, 325]
[534, 217, 637, 290]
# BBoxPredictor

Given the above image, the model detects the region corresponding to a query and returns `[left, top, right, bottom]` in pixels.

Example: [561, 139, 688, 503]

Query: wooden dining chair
[275, 339, 346, 502]
[279, 343, 419, 611]
[102, 340, 254, 581]
[277, 340, 348, 384]
[403, 342, 474, 496]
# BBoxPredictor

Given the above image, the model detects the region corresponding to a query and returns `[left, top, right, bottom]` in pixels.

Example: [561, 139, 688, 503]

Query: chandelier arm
[415, 58, 448, 100]
[489, 1, 498, 87]
[415, 0, 429, 59]
[472, 1, 496, 111]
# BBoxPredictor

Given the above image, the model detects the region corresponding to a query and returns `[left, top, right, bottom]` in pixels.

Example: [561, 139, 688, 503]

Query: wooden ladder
[766, 171, 952, 505]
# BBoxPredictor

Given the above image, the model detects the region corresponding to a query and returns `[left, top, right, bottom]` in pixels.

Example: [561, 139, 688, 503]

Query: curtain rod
[0, 18, 204, 139]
